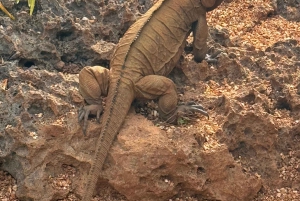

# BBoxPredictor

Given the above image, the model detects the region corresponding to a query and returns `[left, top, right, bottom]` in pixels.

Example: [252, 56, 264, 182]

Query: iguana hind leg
[78, 66, 110, 134]
[135, 75, 208, 124]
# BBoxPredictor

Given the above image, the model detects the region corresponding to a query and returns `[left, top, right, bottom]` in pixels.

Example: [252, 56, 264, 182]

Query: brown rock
[102, 113, 262, 201]
[0, 64, 262, 200]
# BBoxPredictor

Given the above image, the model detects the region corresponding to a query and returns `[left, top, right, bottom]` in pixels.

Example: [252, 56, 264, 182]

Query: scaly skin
[78, 0, 223, 200]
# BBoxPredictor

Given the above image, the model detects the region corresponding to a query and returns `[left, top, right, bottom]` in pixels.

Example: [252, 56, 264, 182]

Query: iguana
[78, 0, 223, 200]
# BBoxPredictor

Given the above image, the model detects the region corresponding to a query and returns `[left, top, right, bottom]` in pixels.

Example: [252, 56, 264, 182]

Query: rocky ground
[0, 0, 299, 200]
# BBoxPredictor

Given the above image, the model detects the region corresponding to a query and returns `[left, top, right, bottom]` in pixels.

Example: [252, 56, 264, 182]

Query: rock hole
[28, 103, 44, 115]
[227, 164, 235, 169]
[267, 11, 275, 17]
[204, 179, 211, 184]
[102, 35, 110, 42]
[91, 59, 110, 69]
[176, 182, 183, 188]
[40, 51, 48, 55]
[56, 30, 75, 41]
[11, 90, 18, 97]
[24, 61, 35, 68]
[19, 59, 35, 69]
[61, 55, 70, 63]
[197, 167, 206, 174]
[276, 97, 291, 111]
[241, 93, 255, 105]
[160, 175, 172, 183]
[140, 177, 146, 183]
[244, 127, 253, 135]
[205, 76, 212, 81]
[158, 164, 166, 170]
[226, 124, 237, 135]
[231, 141, 253, 159]
[238, 141, 246, 149]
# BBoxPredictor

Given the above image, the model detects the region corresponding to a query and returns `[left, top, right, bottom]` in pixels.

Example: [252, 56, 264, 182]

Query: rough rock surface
[0, 0, 150, 72]
[0, 0, 300, 201]
[0, 64, 261, 201]
[105, 113, 261, 201]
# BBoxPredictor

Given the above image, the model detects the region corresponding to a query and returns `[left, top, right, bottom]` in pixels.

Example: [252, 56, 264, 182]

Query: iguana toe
[205, 50, 222, 64]
[78, 104, 103, 135]
[177, 102, 209, 119]
[164, 102, 209, 124]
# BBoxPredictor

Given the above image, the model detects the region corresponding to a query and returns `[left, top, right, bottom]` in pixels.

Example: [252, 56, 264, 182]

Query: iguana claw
[177, 101, 209, 119]
[78, 104, 103, 135]
[205, 50, 222, 64]
[165, 101, 209, 124]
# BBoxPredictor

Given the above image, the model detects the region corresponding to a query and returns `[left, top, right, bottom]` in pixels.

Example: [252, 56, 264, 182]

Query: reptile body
[78, 0, 223, 200]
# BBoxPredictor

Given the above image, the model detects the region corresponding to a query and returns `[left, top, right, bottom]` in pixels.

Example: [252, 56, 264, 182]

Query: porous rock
[105, 113, 262, 201]
[0, 63, 261, 200]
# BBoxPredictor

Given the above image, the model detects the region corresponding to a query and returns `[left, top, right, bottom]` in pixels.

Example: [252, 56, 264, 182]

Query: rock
[274, 0, 300, 21]
[209, 27, 232, 47]
[1, 0, 300, 200]
[104, 114, 261, 201]
[0, 0, 154, 72]
[0, 63, 86, 200]
[91, 40, 116, 63]
[215, 94, 280, 185]
[181, 59, 210, 83]
[216, 53, 247, 81]
[0, 63, 261, 200]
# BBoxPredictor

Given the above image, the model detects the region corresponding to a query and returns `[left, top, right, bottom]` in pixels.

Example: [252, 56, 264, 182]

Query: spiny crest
[98, 0, 160, 147]
[121, 0, 165, 70]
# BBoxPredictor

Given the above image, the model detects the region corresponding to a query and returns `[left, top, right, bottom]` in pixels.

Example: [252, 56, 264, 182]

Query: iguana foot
[165, 101, 209, 124]
[78, 104, 103, 135]
[205, 49, 222, 64]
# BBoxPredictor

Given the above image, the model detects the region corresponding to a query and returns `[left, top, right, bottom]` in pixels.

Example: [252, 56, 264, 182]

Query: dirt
[0, 0, 300, 200]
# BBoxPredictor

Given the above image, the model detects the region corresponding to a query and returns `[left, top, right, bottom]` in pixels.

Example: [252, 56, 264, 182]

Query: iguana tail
[82, 79, 134, 201]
